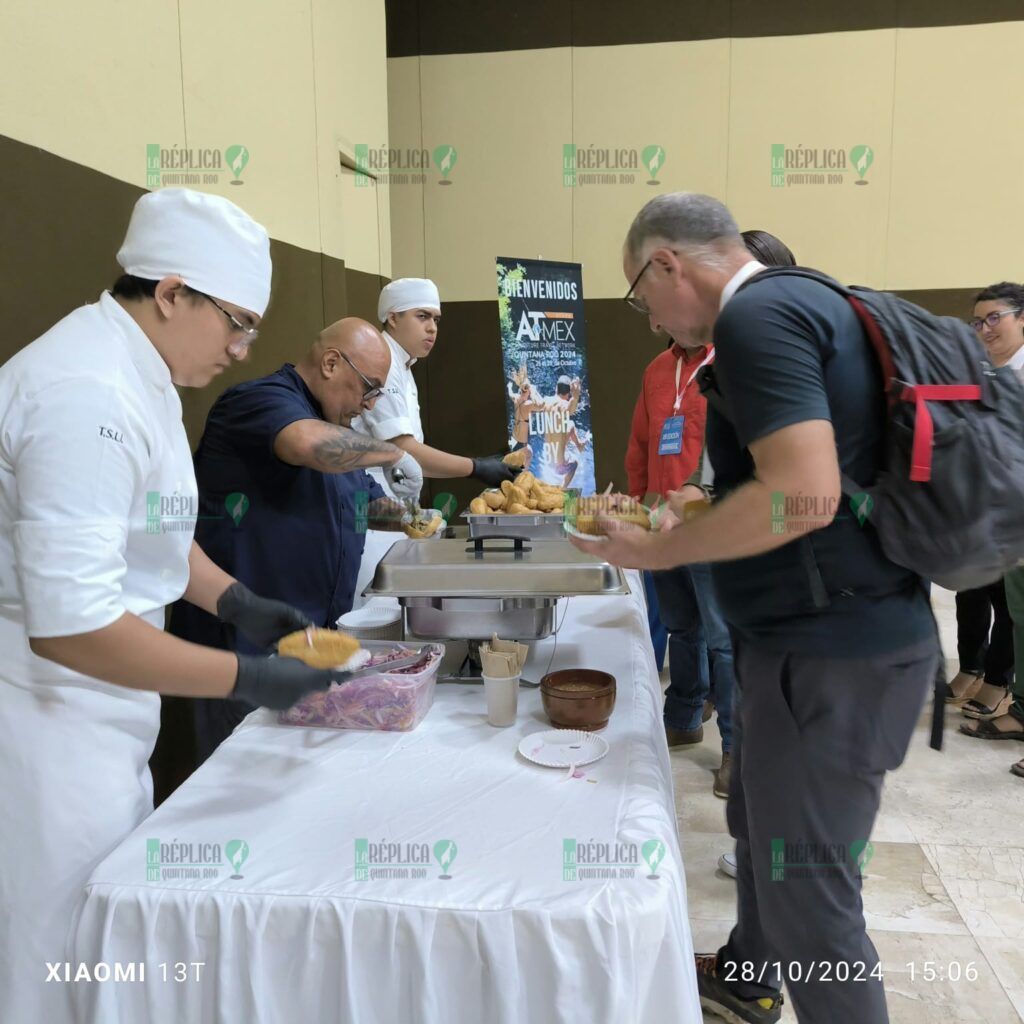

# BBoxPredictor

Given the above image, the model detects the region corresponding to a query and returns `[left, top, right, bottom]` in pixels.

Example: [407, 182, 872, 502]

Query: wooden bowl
[540, 669, 616, 731]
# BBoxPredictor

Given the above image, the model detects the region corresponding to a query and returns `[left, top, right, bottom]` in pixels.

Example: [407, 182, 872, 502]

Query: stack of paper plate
[336, 600, 403, 641]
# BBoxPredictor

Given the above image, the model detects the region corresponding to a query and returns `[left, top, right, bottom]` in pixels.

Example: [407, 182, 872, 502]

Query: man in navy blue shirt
[573, 194, 936, 1024]
[161, 318, 411, 776]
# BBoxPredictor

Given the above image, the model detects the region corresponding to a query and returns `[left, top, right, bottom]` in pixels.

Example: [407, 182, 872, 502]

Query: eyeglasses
[624, 259, 653, 314]
[968, 308, 1021, 332]
[339, 352, 384, 401]
[201, 293, 259, 346]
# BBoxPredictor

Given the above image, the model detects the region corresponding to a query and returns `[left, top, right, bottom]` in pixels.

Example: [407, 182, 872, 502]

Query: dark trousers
[719, 636, 936, 1024]
[955, 580, 1014, 686]
[642, 570, 668, 672]
[653, 563, 735, 751]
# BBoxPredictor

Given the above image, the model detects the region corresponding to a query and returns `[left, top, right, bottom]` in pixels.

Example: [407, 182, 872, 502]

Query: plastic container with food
[279, 640, 445, 732]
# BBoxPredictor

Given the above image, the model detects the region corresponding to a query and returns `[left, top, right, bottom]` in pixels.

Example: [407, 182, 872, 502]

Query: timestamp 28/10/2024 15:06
[721, 960, 981, 985]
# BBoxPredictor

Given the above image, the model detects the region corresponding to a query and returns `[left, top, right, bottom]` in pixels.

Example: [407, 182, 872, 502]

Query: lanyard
[673, 346, 716, 413]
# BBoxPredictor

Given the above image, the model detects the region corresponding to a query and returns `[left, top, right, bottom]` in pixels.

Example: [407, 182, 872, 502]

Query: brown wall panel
[344, 267, 390, 326]
[387, 0, 1023, 56]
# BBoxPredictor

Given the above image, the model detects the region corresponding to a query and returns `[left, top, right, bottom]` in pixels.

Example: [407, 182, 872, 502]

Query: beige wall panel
[417, 49, 574, 302]
[313, 0, 391, 274]
[571, 39, 732, 297]
[886, 21, 1024, 292]
[178, 0, 321, 254]
[385, 56, 426, 280]
[726, 29, 897, 286]
[0, 0, 185, 184]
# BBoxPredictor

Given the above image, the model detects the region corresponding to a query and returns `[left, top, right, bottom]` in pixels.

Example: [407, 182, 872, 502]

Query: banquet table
[71, 570, 702, 1024]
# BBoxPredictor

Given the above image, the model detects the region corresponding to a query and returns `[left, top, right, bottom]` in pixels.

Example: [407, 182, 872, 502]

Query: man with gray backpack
[570, 192, 1024, 1024]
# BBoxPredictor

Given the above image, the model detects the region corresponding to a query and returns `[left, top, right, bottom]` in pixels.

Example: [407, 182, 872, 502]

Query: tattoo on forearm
[311, 427, 400, 470]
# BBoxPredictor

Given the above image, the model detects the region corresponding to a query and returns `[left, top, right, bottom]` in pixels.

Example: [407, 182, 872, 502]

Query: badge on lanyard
[658, 416, 684, 456]
[658, 347, 715, 459]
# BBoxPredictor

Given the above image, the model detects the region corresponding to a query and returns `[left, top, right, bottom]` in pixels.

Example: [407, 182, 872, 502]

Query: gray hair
[624, 192, 743, 270]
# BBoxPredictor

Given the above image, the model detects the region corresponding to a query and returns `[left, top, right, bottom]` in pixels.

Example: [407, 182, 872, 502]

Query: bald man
[156, 319, 413, 789]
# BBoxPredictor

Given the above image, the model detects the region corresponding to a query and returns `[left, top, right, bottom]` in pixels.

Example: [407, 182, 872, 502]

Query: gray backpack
[739, 268, 1024, 592]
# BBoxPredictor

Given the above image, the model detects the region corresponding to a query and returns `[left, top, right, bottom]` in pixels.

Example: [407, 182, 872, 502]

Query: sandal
[962, 687, 1012, 721]
[1011, 759, 1024, 779]
[945, 671, 984, 706]
[959, 713, 1024, 740]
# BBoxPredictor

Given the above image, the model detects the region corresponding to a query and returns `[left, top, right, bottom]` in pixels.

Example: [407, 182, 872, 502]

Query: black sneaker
[696, 954, 783, 1023]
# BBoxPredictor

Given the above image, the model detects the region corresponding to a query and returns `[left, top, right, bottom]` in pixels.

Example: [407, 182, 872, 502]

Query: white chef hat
[117, 188, 272, 317]
[378, 278, 441, 323]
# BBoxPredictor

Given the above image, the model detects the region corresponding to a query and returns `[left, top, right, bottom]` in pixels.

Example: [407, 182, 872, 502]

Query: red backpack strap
[846, 295, 898, 409]
[899, 384, 982, 481]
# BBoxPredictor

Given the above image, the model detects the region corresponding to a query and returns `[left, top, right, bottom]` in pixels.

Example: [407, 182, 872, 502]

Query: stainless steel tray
[461, 509, 568, 541]
[402, 597, 557, 642]
[363, 536, 629, 598]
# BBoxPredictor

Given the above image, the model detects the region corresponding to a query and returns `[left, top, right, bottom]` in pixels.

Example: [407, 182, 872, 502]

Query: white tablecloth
[71, 572, 700, 1024]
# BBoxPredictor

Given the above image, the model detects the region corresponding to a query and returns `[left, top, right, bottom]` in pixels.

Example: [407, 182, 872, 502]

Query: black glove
[471, 455, 517, 488]
[233, 654, 334, 711]
[216, 582, 312, 649]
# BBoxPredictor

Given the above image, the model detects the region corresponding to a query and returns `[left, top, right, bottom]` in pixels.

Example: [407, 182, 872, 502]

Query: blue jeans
[643, 570, 668, 672]
[652, 563, 735, 752]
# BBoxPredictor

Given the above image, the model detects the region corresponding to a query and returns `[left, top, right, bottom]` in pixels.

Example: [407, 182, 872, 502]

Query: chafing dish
[362, 535, 629, 641]
[461, 508, 568, 541]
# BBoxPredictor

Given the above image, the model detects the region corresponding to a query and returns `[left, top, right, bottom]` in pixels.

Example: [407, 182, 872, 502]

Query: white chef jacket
[350, 331, 425, 603]
[352, 330, 425, 499]
[0, 292, 198, 1023]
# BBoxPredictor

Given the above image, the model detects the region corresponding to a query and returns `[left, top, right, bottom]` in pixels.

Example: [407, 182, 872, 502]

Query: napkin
[480, 635, 529, 678]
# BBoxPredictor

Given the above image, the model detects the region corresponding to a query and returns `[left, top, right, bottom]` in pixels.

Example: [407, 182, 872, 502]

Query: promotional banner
[496, 257, 596, 496]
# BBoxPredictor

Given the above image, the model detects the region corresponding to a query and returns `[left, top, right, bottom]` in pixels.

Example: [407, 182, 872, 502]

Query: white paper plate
[562, 521, 608, 543]
[518, 729, 609, 768]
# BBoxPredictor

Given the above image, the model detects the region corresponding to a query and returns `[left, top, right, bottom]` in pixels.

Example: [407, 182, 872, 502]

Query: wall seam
[307, 0, 327, 325]
[175, 0, 188, 151]
[881, 21, 900, 291]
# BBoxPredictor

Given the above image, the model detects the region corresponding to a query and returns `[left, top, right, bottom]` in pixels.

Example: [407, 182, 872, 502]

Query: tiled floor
[671, 587, 1024, 1022]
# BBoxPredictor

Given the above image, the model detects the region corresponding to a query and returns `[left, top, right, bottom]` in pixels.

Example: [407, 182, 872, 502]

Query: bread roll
[502, 447, 530, 468]
[278, 628, 360, 669]
[403, 513, 442, 538]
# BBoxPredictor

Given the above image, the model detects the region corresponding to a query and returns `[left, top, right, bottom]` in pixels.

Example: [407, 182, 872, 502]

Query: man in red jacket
[626, 324, 733, 795]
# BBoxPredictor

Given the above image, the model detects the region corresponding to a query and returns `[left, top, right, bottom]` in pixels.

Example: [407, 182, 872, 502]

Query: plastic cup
[483, 673, 519, 727]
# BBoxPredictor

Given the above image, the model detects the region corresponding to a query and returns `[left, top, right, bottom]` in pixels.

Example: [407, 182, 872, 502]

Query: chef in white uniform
[352, 278, 516, 602]
[0, 189, 336, 1023]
